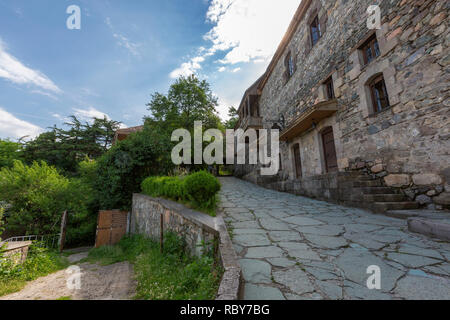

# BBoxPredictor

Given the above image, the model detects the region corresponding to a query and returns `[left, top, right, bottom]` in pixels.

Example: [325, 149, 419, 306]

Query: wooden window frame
[360, 34, 380, 66]
[369, 75, 390, 114]
[324, 77, 335, 100]
[310, 15, 322, 47]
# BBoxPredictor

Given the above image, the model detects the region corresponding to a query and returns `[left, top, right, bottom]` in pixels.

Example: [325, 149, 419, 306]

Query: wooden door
[95, 210, 129, 248]
[321, 127, 338, 173]
[293, 144, 302, 179]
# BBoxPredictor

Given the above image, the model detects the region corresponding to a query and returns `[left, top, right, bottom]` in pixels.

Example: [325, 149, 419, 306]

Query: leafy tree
[23, 115, 121, 174]
[0, 139, 23, 168]
[0, 161, 95, 245]
[146, 75, 223, 133]
[224, 106, 239, 129]
[94, 125, 175, 210]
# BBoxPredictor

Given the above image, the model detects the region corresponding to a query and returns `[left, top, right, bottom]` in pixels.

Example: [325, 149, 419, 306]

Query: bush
[141, 171, 220, 215]
[141, 176, 186, 201]
[184, 171, 221, 206]
[0, 161, 95, 246]
[94, 125, 174, 210]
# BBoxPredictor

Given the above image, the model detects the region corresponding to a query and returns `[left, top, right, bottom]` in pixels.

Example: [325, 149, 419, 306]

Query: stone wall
[130, 194, 242, 299]
[242, 0, 449, 209]
[131, 194, 218, 257]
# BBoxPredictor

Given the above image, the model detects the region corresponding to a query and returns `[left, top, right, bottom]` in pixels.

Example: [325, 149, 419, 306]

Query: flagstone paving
[219, 177, 450, 300]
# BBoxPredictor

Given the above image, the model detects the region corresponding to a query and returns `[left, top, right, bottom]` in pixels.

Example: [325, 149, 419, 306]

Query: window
[369, 75, 390, 113]
[360, 34, 380, 65]
[285, 52, 295, 78]
[293, 144, 302, 179]
[324, 77, 335, 100]
[310, 15, 322, 47]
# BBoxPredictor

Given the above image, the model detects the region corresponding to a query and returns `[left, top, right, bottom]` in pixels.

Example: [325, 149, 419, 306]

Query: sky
[0, 0, 301, 140]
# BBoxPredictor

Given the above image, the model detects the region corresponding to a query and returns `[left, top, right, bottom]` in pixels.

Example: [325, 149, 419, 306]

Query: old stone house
[235, 0, 449, 211]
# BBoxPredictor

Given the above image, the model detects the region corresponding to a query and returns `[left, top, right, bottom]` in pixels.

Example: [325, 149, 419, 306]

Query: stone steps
[372, 201, 420, 213]
[352, 180, 383, 187]
[363, 194, 406, 202]
[359, 187, 401, 194]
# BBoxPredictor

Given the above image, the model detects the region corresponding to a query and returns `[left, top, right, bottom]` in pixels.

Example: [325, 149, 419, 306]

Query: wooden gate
[95, 210, 129, 248]
[321, 127, 338, 173]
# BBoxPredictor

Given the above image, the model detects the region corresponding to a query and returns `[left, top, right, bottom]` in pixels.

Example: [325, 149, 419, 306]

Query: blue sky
[0, 0, 300, 140]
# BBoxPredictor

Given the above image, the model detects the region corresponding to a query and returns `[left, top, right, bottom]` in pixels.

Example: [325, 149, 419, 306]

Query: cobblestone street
[219, 177, 450, 300]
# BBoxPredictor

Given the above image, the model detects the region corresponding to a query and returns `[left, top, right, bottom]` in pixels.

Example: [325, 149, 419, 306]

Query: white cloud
[170, 55, 206, 79]
[0, 39, 62, 93]
[105, 18, 142, 57]
[73, 107, 110, 123]
[205, 0, 301, 65]
[31, 90, 59, 101]
[170, 0, 300, 78]
[218, 66, 226, 72]
[0, 107, 43, 140]
[232, 67, 241, 73]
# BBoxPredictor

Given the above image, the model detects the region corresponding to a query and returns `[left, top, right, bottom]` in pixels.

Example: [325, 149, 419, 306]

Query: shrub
[94, 125, 174, 210]
[141, 176, 186, 201]
[0, 161, 94, 245]
[184, 171, 221, 206]
[0, 208, 4, 239]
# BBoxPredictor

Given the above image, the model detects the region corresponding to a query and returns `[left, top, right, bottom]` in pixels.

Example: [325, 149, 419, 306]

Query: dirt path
[0, 252, 136, 300]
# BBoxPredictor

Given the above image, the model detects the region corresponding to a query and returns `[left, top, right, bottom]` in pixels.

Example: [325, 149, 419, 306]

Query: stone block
[412, 174, 443, 186]
[384, 174, 410, 187]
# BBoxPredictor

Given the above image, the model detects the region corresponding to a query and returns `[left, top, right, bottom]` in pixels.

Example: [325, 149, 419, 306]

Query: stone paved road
[219, 177, 450, 300]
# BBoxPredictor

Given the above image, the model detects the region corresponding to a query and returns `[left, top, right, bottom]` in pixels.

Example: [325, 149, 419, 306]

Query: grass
[0, 243, 69, 297]
[87, 234, 223, 300]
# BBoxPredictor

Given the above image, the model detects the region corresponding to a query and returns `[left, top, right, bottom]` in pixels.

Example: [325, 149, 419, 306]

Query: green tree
[0, 161, 95, 245]
[0, 139, 23, 168]
[224, 106, 239, 129]
[146, 75, 222, 133]
[95, 125, 174, 210]
[23, 115, 121, 174]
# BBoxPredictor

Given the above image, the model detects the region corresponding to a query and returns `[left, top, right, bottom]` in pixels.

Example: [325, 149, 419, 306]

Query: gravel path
[219, 177, 450, 300]
[1, 251, 136, 300]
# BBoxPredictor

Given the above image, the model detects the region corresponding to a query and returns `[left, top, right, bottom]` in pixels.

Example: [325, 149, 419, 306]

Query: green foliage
[0, 161, 95, 245]
[0, 242, 68, 297]
[146, 75, 223, 134]
[141, 171, 220, 216]
[87, 234, 222, 300]
[141, 176, 186, 201]
[0, 208, 4, 239]
[184, 171, 221, 208]
[95, 125, 174, 210]
[224, 106, 239, 129]
[0, 139, 23, 169]
[23, 116, 121, 174]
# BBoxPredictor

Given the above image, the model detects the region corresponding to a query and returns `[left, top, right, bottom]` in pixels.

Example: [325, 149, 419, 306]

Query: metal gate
[95, 210, 130, 248]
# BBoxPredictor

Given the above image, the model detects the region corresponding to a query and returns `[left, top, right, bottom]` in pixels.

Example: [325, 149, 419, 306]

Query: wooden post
[160, 214, 164, 254]
[59, 211, 68, 253]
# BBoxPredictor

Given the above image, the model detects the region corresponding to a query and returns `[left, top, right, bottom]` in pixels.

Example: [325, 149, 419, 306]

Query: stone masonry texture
[220, 177, 450, 300]
[237, 0, 450, 209]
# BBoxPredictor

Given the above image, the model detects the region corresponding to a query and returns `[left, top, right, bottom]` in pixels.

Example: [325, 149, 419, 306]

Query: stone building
[235, 0, 449, 211]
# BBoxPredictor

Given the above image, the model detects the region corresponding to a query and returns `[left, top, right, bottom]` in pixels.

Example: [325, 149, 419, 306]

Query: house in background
[235, 0, 449, 212]
[112, 125, 144, 145]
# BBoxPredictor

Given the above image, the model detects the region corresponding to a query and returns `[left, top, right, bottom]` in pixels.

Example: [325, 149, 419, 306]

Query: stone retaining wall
[130, 194, 241, 300]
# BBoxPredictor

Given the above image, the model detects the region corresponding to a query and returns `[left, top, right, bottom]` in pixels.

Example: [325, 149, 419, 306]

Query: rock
[429, 12, 447, 26]
[273, 269, 315, 294]
[433, 192, 450, 206]
[371, 164, 384, 173]
[240, 259, 272, 284]
[416, 194, 432, 205]
[427, 190, 437, 196]
[412, 174, 443, 186]
[244, 284, 285, 300]
[384, 174, 410, 187]
[245, 246, 284, 259]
